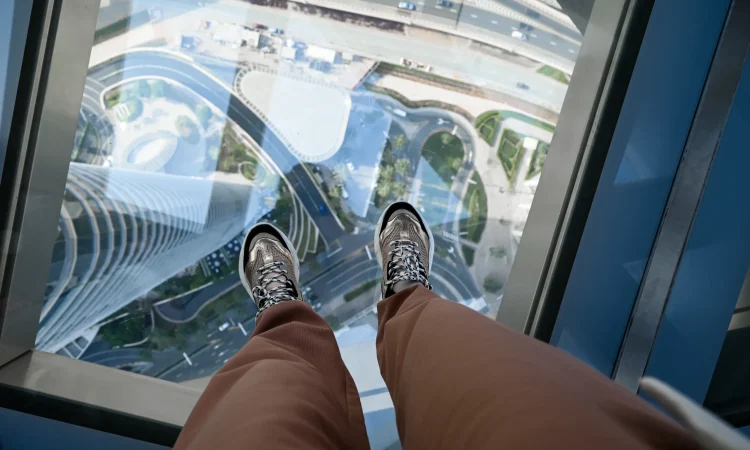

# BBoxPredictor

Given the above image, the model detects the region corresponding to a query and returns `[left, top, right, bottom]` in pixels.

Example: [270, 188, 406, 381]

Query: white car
[398, 2, 416, 10]
[511, 30, 528, 41]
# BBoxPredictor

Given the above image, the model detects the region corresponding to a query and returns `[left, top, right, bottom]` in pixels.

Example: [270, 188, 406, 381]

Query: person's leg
[175, 223, 369, 450]
[373, 201, 701, 450]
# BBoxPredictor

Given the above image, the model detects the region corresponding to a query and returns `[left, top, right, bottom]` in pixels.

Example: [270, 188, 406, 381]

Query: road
[131, 0, 569, 108]
[154, 278, 241, 323]
[89, 53, 346, 243]
[364, 0, 580, 58]
[458, 4, 580, 58]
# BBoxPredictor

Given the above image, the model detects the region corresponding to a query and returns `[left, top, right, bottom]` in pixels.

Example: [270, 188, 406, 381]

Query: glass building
[1, 0, 749, 447]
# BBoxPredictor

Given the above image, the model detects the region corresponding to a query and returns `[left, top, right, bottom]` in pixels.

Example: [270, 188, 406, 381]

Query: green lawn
[461, 171, 488, 243]
[422, 132, 466, 187]
[526, 141, 549, 180]
[497, 129, 524, 184]
[474, 110, 502, 145]
[537, 65, 570, 85]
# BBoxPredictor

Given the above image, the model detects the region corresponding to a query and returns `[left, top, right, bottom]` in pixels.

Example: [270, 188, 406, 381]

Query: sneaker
[374, 201, 434, 299]
[239, 223, 303, 315]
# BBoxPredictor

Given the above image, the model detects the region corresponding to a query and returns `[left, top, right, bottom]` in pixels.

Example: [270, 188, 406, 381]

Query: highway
[134, 0, 570, 108]
[89, 53, 346, 243]
[458, 4, 579, 58]
[364, 0, 580, 58]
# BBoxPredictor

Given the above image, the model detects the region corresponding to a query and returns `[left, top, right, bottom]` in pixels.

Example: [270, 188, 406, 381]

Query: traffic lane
[188, 1, 570, 107]
[91, 55, 344, 242]
[459, 5, 579, 60]
[364, 0, 460, 21]
[494, 0, 582, 42]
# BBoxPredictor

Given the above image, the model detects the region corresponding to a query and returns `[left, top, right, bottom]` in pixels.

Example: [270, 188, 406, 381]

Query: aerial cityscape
[41, 0, 581, 419]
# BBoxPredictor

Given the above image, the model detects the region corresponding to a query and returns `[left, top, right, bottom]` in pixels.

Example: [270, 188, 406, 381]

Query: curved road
[89, 53, 346, 243]
[89, 51, 482, 318]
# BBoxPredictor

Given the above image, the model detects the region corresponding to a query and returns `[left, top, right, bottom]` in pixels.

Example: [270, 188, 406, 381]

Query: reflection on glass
[40, 0, 590, 444]
[706, 269, 750, 422]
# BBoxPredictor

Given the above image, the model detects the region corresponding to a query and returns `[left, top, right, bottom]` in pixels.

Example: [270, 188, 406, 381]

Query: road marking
[182, 352, 193, 366]
[491, 19, 498, 24]
[550, 41, 557, 45]
[365, 246, 372, 260]
[450, 8, 457, 12]
[434, 5, 442, 9]
[470, 13, 478, 18]
[568, 48, 576, 53]
[531, 33, 537, 38]
[238, 323, 248, 336]
[328, 246, 343, 257]
[511, 26, 517, 30]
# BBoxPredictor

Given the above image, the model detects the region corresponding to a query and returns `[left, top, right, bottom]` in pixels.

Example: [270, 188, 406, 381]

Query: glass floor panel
[39, 0, 594, 447]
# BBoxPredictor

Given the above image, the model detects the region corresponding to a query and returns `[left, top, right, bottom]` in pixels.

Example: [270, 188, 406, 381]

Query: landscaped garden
[422, 131, 465, 187]
[497, 129, 525, 184]
[373, 128, 414, 209]
[474, 110, 502, 145]
[461, 171, 488, 243]
[526, 141, 549, 180]
[537, 65, 570, 84]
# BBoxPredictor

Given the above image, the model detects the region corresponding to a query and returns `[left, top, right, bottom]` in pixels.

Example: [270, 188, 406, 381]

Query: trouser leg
[376, 286, 700, 450]
[175, 301, 370, 450]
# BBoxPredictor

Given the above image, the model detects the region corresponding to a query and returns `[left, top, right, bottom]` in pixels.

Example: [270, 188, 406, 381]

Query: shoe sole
[373, 201, 435, 292]
[238, 222, 301, 306]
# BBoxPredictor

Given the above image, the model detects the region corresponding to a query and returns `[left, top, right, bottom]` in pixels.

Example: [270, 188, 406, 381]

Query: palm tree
[394, 158, 410, 178]
[380, 165, 395, 182]
[392, 181, 407, 199]
[377, 182, 391, 199]
[392, 133, 407, 151]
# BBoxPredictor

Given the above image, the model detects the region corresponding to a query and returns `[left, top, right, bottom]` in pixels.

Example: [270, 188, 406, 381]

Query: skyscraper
[37, 163, 256, 352]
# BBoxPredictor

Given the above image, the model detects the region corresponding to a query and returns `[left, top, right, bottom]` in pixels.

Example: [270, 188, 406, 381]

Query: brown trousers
[174, 286, 700, 449]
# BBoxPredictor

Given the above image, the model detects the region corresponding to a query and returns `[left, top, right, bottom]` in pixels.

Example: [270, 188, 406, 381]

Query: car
[525, 8, 540, 18]
[398, 2, 416, 10]
[270, 27, 284, 35]
[519, 22, 534, 31]
[218, 322, 230, 332]
[436, 0, 453, 6]
[516, 82, 529, 90]
[318, 203, 328, 215]
[511, 30, 528, 41]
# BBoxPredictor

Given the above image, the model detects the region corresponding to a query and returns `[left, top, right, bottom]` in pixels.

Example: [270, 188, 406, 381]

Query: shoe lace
[252, 261, 298, 313]
[386, 239, 431, 290]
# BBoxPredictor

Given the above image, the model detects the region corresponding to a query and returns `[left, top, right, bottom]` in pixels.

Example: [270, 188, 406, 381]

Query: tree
[138, 79, 151, 98]
[195, 104, 212, 129]
[207, 146, 220, 160]
[394, 158, 410, 178]
[376, 182, 391, 200]
[150, 79, 167, 98]
[392, 133, 407, 151]
[380, 165, 395, 182]
[483, 275, 504, 294]
[441, 132, 456, 146]
[392, 181, 407, 199]
[332, 164, 347, 183]
[100, 315, 146, 347]
[328, 184, 341, 199]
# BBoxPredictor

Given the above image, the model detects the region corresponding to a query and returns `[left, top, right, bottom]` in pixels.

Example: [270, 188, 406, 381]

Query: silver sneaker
[374, 201, 434, 299]
[239, 223, 303, 315]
